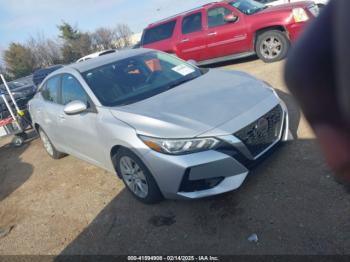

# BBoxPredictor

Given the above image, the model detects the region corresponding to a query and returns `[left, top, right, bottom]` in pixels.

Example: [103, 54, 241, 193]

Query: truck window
[207, 7, 233, 28]
[182, 12, 202, 34]
[142, 20, 177, 45]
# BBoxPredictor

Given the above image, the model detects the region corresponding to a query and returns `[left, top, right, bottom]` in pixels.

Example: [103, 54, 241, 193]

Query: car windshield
[228, 0, 266, 15]
[82, 51, 202, 107]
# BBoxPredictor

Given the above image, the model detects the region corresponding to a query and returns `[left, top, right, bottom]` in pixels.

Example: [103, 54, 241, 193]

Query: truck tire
[256, 30, 290, 63]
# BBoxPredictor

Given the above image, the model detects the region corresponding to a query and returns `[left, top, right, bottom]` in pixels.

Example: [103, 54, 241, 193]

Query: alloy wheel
[40, 130, 54, 156]
[260, 36, 282, 60]
[120, 156, 149, 198]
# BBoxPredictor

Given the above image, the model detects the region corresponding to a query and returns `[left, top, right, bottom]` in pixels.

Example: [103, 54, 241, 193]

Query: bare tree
[90, 24, 132, 51]
[114, 24, 133, 49]
[27, 34, 62, 68]
[91, 27, 117, 51]
[72, 33, 93, 57]
[2, 22, 134, 75]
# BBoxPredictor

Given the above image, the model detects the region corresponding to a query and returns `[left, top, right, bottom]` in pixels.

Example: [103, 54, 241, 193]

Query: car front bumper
[140, 102, 289, 200]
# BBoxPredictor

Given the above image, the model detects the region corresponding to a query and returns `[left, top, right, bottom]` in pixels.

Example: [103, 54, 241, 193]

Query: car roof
[146, 2, 219, 28]
[77, 49, 117, 62]
[56, 48, 152, 74]
[33, 65, 63, 75]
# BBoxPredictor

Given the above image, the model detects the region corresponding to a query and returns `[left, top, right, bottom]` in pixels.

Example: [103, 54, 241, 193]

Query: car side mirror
[64, 100, 87, 115]
[224, 14, 238, 23]
[187, 59, 198, 67]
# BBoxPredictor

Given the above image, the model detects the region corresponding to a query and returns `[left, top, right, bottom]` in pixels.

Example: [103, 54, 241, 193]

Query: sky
[0, 0, 214, 51]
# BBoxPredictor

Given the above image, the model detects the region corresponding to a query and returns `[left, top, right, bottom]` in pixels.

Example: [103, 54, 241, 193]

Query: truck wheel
[256, 30, 290, 63]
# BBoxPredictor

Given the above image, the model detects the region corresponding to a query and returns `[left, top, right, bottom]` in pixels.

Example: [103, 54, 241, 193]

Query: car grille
[234, 105, 283, 158]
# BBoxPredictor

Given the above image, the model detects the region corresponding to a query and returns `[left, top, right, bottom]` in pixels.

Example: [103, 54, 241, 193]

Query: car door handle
[181, 38, 189, 43]
[208, 32, 217, 36]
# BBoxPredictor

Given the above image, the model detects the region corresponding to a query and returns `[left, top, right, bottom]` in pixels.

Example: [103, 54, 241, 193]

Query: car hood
[109, 69, 277, 138]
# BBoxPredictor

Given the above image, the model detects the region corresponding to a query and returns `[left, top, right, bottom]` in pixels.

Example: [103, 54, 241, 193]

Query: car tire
[256, 30, 290, 63]
[38, 127, 65, 159]
[114, 148, 163, 204]
[12, 134, 25, 147]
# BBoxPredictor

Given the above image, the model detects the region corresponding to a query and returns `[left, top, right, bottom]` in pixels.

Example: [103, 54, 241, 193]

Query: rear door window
[207, 7, 233, 28]
[142, 20, 177, 45]
[182, 12, 203, 34]
[41, 76, 60, 103]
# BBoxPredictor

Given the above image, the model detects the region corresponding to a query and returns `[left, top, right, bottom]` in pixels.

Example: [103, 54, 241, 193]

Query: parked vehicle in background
[29, 49, 290, 203]
[33, 65, 64, 87]
[0, 78, 37, 104]
[255, 0, 328, 8]
[0, 81, 36, 100]
[132, 42, 141, 49]
[0, 80, 35, 119]
[141, 0, 318, 64]
[76, 50, 117, 63]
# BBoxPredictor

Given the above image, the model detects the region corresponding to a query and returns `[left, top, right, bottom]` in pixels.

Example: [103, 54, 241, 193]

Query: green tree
[57, 21, 80, 41]
[3, 43, 35, 78]
[57, 21, 92, 63]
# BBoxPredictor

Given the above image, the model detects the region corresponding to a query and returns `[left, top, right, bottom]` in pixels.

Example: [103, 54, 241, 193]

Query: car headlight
[139, 135, 220, 155]
[293, 8, 309, 23]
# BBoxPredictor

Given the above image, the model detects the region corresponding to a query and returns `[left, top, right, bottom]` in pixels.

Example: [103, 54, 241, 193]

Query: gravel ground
[0, 58, 349, 255]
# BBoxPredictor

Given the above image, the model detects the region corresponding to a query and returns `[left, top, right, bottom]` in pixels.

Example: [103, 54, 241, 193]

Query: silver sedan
[29, 49, 290, 203]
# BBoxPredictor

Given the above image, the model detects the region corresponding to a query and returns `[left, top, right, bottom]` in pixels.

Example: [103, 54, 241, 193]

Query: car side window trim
[207, 6, 237, 28]
[181, 11, 203, 35]
[60, 73, 97, 113]
[40, 75, 62, 105]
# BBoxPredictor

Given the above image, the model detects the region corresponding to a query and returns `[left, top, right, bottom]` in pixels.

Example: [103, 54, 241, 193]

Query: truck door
[176, 10, 208, 62]
[204, 4, 250, 60]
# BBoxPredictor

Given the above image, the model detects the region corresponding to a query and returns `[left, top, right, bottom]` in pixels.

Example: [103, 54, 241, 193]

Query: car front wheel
[114, 148, 163, 204]
[256, 30, 290, 63]
[38, 127, 65, 159]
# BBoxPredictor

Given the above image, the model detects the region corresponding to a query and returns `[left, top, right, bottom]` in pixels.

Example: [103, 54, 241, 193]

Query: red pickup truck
[141, 0, 318, 64]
